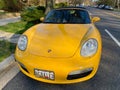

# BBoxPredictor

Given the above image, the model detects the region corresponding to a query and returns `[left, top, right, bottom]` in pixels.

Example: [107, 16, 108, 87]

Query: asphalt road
[2, 7, 120, 90]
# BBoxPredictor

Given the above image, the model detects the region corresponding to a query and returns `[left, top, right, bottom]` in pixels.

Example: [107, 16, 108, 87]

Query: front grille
[67, 70, 92, 80]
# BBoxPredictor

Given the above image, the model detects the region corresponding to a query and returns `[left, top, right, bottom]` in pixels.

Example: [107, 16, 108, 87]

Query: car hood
[28, 24, 93, 58]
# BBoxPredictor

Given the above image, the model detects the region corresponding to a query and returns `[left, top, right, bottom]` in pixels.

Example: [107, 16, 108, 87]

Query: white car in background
[104, 6, 114, 10]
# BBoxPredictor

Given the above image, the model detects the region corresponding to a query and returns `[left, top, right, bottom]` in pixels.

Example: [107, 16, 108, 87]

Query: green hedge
[0, 0, 5, 9]
[21, 6, 45, 22]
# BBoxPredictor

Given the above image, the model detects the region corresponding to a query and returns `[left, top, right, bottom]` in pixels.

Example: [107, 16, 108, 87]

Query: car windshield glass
[44, 9, 91, 24]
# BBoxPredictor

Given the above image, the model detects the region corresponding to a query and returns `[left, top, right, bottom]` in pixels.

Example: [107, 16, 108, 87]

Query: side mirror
[40, 17, 44, 22]
[92, 17, 100, 23]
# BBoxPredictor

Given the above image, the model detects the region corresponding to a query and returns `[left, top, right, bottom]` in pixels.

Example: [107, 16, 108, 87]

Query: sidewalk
[0, 31, 20, 80]
[0, 16, 21, 26]
[0, 61, 19, 90]
[0, 16, 21, 74]
[0, 32, 20, 89]
[0, 16, 21, 89]
[0, 54, 15, 73]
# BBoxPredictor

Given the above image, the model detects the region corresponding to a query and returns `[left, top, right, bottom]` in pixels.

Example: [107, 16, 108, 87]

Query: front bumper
[15, 51, 101, 84]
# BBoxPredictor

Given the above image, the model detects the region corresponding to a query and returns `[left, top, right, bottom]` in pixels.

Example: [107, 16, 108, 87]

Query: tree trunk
[114, 0, 117, 7]
[118, 0, 120, 9]
[45, 0, 54, 14]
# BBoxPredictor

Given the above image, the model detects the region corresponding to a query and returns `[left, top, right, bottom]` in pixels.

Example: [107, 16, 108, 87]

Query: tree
[117, 0, 120, 9]
[3, 0, 23, 12]
[45, 0, 54, 14]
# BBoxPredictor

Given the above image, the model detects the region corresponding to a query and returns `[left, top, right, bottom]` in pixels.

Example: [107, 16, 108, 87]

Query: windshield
[44, 9, 91, 24]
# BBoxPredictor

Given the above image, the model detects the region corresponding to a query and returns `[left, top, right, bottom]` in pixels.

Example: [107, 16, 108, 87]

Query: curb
[0, 54, 15, 74]
[0, 30, 21, 43]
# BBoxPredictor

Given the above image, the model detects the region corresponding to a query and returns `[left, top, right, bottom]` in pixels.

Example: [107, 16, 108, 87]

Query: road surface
[2, 7, 120, 90]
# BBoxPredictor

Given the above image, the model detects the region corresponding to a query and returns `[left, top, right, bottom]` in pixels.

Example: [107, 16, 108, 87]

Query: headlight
[18, 35, 27, 51]
[81, 39, 98, 57]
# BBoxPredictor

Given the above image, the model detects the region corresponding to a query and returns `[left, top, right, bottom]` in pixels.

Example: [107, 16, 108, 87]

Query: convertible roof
[56, 6, 86, 9]
[54, 6, 87, 11]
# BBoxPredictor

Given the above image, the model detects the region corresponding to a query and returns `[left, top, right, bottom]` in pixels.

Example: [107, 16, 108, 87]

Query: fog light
[69, 68, 93, 75]
[67, 68, 93, 80]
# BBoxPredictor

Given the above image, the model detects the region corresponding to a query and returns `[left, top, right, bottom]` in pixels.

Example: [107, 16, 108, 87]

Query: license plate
[34, 69, 55, 80]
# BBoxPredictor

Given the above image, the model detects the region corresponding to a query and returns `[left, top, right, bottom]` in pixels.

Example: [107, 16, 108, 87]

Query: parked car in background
[97, 4, 114, 11]
[104, 6, 114, 10]
[93, 5, 98, 8]
[98, 4, 105, 9]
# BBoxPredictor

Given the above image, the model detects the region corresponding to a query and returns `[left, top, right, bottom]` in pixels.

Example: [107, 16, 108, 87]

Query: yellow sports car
[15, 7, 102, 84]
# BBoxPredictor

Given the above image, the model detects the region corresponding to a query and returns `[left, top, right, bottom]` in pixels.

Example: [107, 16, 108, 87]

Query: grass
[0, 11, 6, 15]
[0, 21, 35, 62]
[0, 21, 34, 34]
[0, 40, 16, 62]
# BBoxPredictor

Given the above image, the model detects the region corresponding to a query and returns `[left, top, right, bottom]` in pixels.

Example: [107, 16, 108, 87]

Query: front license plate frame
[34, 69, 55, 80]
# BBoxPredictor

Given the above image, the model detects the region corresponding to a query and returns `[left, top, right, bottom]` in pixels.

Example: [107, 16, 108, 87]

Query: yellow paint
[15, 23, 102, 84]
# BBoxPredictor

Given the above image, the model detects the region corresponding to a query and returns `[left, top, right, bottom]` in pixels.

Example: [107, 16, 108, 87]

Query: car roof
[54, 7, 87, 11]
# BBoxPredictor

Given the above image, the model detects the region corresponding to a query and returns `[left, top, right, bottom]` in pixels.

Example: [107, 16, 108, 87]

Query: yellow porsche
[15, 7, 102, 84]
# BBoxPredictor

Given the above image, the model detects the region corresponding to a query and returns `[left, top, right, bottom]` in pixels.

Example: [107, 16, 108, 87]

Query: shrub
[0, 0, 5, 9]
[21, 6, 45, 23]
[0, 40, 16, 62]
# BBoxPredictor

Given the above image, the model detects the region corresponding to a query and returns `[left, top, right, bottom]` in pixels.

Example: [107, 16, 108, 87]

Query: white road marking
[105, 29, 120, 47]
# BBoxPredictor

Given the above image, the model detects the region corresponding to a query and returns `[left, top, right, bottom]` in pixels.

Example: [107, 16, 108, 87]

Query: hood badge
[48, 49, 52, 53]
